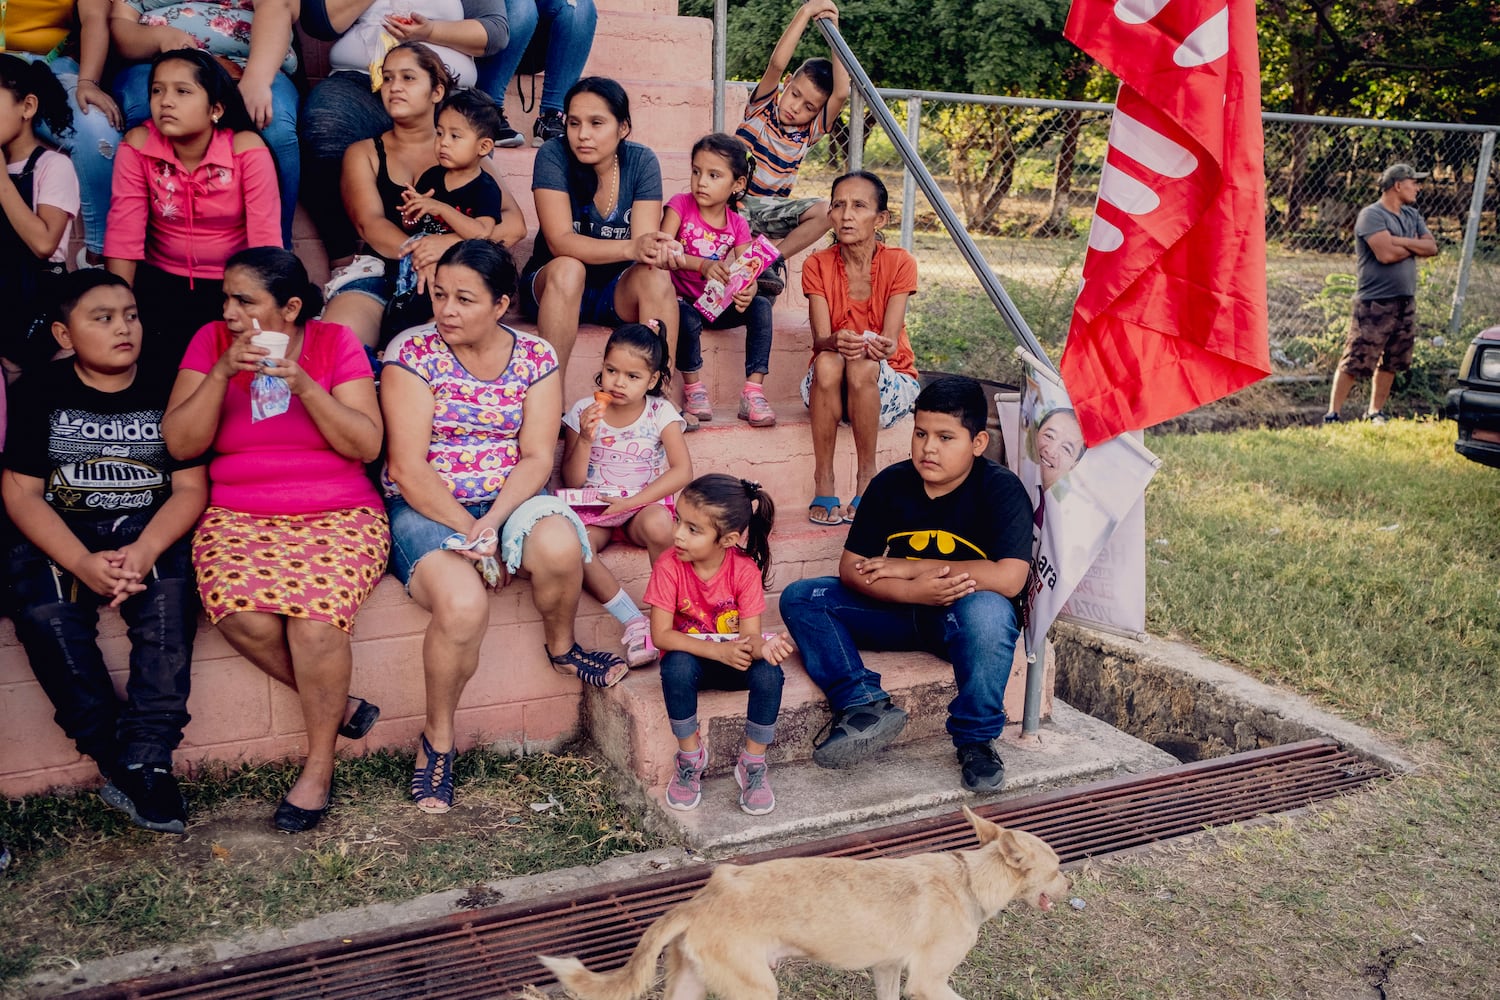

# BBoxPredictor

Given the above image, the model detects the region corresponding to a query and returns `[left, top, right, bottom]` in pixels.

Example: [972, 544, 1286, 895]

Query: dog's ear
[995, 829, 1034, 870]
[963, 805, 1003, 845]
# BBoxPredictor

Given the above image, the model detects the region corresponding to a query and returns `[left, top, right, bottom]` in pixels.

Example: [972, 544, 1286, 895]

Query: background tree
[680, 0, 1092, 231]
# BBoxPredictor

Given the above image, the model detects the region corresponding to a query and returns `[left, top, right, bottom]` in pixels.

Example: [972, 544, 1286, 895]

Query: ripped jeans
[23, 56, 124, 255]
[778, 577, 1019, 746]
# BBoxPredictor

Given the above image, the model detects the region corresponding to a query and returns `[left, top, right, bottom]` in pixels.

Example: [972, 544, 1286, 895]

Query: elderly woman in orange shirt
[800, 170, 920, 526]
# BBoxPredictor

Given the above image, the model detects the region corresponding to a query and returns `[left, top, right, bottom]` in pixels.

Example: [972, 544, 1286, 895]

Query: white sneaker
[622, 618, 658, 667]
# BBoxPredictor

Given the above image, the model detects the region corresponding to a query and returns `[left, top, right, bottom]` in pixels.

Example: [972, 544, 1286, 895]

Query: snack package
[249, 364, 291, 422]
[441, 529, 502, 587]
[694, 235, 780, 321]
[592, 390, 612, 409]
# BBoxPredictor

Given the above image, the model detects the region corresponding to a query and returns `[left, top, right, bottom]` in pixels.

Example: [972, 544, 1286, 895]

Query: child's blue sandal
[411, 733, 455, 814]
[808, 495, 842, 526]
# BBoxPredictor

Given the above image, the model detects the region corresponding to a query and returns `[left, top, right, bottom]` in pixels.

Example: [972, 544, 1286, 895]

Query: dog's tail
[537, 906, 691, 1000]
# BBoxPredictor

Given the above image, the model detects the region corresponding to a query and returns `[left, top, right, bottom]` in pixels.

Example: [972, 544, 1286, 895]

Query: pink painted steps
[0, 0, 1055, 801]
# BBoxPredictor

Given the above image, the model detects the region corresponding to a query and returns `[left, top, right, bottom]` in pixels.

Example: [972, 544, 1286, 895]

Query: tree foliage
[1258, 0, 1500, 123]
[681, 0, 1088, 228]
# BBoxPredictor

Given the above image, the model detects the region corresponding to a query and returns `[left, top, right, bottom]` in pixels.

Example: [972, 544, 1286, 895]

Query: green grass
[7, 421, 1500, 998]
[0, 748, 659, 991]
[762, 418, 1500, 999]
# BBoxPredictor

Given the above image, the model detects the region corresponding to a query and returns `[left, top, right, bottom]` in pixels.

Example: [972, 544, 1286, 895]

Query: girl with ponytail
[0, 54, 80, 371]
[642, 473, 795, 817]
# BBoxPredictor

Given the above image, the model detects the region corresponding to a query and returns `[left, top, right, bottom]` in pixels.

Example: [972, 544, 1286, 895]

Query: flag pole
[814, 18, 1059, 372]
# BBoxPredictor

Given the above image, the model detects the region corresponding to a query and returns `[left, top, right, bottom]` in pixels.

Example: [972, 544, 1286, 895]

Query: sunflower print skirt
[192, 506, 391, 632]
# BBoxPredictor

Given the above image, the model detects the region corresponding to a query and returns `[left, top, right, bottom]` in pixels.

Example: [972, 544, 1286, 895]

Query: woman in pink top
[105, 48, 280, 366]
[163, 248, 389, 834]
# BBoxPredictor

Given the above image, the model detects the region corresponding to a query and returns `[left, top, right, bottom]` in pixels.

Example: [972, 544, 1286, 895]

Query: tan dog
[538, 807, 1070, 1000]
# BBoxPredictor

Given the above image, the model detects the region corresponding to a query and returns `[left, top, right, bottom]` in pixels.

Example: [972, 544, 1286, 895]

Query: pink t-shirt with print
[381, 325, 559, 503]
[666, 192, 750, 300]
[644, 547, 766, 637]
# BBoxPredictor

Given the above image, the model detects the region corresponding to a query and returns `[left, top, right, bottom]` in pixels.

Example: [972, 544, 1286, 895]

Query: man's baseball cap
[1380, 163, 1429, 190]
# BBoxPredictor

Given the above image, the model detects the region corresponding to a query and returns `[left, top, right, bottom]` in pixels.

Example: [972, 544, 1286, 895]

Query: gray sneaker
[811, 698, 908, 769]
[665, 749, 706, 810]
[734, 755, 775, 815]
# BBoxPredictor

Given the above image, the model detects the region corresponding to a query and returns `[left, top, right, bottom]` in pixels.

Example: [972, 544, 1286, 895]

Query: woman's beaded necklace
[595, 154, 619, 218]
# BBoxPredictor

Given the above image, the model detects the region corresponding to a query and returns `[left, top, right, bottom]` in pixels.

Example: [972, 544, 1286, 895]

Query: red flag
[1061, 0, 1269, 446]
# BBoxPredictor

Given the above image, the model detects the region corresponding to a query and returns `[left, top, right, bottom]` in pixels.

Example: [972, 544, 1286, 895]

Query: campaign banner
[1017, 352, 1160, 652]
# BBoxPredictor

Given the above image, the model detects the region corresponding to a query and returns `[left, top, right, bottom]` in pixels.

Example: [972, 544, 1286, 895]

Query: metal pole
[901, 95, 920, 252]
[1449, 128, 1496, 335]
[814, 19, 1057, 370]
[712, 0, 727, 133]
[848, 89, 864, 172]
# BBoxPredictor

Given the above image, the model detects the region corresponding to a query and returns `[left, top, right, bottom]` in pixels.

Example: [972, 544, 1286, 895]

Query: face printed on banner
[1036, 409, 1086, 491]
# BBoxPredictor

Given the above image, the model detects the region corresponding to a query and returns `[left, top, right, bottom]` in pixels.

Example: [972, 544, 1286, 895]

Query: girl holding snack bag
[643, 474, 794, 816]
[662, 133, 779, 428]
[561, 320, 693, 667]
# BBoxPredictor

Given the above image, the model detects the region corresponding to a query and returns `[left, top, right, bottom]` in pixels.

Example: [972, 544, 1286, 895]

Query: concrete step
[584, 11, 711, 80]
[596, 0, 681, 14]
[0, 494, 875, 796]
[550, 314, 813, 413]
[585, 640, 1055, 792]
[632, 702, 1180, 851]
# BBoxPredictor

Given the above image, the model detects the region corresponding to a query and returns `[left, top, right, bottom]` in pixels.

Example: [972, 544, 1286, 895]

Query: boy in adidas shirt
[2, 271, 206, 833]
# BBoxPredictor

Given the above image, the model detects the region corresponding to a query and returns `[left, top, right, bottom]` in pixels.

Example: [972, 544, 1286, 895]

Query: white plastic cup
[251, 331, 290, 360]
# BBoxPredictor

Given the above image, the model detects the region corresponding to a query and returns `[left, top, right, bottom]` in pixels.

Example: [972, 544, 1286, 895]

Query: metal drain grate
[66, 739, 1386, 999]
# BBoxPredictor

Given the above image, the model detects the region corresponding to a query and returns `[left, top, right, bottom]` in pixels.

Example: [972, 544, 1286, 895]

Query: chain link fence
[784, 88, 1500, 398]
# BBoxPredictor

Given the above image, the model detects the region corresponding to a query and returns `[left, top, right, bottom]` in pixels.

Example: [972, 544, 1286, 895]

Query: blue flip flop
[809, 495, 842, 526]
[842, 495, 862, 523]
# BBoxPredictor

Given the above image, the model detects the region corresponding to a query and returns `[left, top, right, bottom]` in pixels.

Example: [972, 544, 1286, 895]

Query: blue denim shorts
[385, 493, 592, 589]
[522, 264, 627, 327]
[330, 274, 390, 308]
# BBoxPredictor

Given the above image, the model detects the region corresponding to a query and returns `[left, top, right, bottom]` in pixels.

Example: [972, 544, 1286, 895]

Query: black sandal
[547, 642, 628, 688]
[410, 733, 455, 814]
[337, 697, 380, 740]
[274, 790, 330, 833]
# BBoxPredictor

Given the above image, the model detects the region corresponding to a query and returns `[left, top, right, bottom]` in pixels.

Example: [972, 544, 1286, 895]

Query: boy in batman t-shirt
[779, 376, 1032, 792]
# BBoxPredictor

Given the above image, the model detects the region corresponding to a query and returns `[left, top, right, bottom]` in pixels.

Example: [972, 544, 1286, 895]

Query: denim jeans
[24, 56, 124, 255]
[676, 295, 774, 377]
[476, 0, 599, 115]
[7, 513, 197, 773]
[114, 63, 301, 247]
[299, 72, 394, 259]
[778, 577, 1019, 745]
[660, 649, 784, 746]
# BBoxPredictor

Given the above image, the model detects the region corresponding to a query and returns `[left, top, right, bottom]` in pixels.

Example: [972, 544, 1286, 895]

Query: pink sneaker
[666, 749, 707, 810]
[622, 618, 658, 667]
[734, 754, 775, 815]
[738, 389, 777, 428]
[682, 382, 713, 422]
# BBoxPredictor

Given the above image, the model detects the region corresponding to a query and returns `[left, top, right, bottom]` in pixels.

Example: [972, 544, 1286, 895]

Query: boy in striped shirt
[735, 0, 850, 295]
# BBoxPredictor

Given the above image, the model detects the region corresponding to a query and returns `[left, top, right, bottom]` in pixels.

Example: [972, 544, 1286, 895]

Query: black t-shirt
[846, 458, 1034, 565]
[4, 360, 185, 523]
[412, 166, 503, 237]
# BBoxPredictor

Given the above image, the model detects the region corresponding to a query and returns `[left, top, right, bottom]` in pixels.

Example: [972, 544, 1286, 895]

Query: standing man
[1324, 163, 1439, 424]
